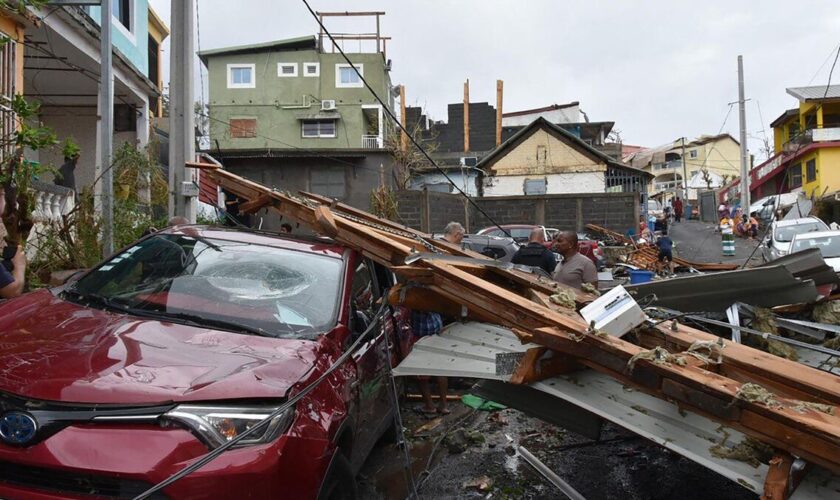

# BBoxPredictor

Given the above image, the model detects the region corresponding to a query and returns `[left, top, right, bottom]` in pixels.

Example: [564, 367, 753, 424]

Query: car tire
[319, 453, 356, 500]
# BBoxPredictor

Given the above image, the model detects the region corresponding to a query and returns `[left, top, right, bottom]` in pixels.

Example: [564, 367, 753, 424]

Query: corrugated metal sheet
[395, 322, 840, 497]
[787, 85, 840, 102]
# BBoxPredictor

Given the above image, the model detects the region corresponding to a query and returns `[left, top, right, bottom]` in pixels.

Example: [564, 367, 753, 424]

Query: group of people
[718, 203, 760, 239]
[508, 227, 598, 290]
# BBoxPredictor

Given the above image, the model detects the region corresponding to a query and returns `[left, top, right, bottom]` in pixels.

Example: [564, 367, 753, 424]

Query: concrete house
[199, 34, 397, 217]
[23, 2, 167, 193]
[477, 117, 650, 197]
[626, 134, 740, 199]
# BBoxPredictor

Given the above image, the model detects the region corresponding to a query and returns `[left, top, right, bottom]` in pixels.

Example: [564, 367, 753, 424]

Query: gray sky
[150, 0, 840, 159]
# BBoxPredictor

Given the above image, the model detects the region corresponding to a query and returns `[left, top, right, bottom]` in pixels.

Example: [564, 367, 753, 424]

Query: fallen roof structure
[395, 322, 840, 498]
[189, 161, 840, 497]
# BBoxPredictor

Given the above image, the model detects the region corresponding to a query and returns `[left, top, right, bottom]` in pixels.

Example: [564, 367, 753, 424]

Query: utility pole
[681, 136, 688, 200]
[99, 0, 114, 256]
[169, 0, 197, 222]
[738, 55, 750, 212]
[463, 79, 470, 152]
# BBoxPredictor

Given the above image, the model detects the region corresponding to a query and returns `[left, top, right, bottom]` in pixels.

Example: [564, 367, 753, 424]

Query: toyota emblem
[0, 411, 38, 445]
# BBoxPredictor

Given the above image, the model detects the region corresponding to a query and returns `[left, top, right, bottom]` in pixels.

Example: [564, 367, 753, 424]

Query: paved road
[668, 219, 764, 267]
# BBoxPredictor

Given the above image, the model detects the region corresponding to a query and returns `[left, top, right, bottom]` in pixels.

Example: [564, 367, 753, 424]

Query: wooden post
[464, 197, 471, 233]
[496, 80, 504, 147]
[421, 187, 430, 233]
[464, 79, 470, 153]
[400, 85, 408, 152]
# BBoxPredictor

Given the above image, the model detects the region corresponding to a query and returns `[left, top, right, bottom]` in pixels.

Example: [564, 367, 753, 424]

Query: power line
[300, 0, 510, 236]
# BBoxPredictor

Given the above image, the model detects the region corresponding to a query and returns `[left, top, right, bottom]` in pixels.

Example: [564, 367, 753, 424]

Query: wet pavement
[358, 387, 758, 499]
[669, 219, 764, 267]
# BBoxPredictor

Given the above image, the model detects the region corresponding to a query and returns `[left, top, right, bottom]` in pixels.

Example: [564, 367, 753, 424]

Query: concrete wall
[484, 172, 605, 196]
[207, 50, 392, 151]
[87, 0, 150, 75]
[396, 191, 639, 234]
[34, 106, 135, 191]
[223, 151, 395, 231]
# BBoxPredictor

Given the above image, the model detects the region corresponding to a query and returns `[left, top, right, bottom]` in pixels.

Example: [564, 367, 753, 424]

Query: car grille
[0, 460, 168, 499]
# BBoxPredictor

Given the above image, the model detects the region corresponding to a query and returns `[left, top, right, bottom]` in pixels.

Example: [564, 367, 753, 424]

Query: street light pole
[738, 55, 750, 213]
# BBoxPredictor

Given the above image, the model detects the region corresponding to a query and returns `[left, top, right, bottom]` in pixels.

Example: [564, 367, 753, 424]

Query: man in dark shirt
[511, 227, 557, 275]
[0, 244, 26, 298]
[657, 231, 675, 275]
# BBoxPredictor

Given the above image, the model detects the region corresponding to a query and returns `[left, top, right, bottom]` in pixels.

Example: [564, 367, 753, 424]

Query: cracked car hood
[0, 290, 320, 404]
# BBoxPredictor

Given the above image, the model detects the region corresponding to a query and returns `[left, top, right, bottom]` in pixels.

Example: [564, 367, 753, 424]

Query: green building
[199, 35, 398, 218]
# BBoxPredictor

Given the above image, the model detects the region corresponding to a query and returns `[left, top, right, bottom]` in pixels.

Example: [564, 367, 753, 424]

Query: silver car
[762, 216, 829, 262]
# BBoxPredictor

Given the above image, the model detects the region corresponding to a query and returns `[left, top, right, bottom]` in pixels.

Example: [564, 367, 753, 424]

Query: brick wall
[395, 190, 639, 233]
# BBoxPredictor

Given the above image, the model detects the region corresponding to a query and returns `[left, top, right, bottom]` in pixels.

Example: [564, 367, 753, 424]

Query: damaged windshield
[66, 234, 343, 339]
[791, 235, 840, 258]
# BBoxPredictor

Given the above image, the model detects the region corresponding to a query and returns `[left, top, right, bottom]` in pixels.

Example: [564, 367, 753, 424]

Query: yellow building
[0, 5, 35, 158]
[147, 5, 169, 118]
[750, 85, 840, 207]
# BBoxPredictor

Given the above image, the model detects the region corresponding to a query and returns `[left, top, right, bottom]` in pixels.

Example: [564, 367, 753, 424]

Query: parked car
[790, 230, 840, 272]
[461, 234, 520, 263]
[476, 225, 605, 270]
[762, 216, 830, 262]
[0, 226, 406, 499]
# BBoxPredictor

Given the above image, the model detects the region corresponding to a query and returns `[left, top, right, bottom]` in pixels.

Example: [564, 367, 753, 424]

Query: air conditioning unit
[321, 99, 336, 111]
[460, 156, 478, 167]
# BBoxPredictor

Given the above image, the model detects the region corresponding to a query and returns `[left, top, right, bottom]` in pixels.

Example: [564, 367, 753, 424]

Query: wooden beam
[400, 85, 408, 152]
[464, 79, 470, 152]
[496, 80, 503, 147]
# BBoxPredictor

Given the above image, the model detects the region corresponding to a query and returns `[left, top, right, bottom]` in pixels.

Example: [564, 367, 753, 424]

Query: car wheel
[319, 453, 357, 500]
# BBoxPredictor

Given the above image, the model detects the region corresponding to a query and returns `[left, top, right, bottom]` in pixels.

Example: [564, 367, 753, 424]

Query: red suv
[0, 227, 406, 499]
[477, 224, 605, 270]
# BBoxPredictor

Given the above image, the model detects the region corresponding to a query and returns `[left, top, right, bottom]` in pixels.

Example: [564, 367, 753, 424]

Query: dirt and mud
[358, 388, 757, 500]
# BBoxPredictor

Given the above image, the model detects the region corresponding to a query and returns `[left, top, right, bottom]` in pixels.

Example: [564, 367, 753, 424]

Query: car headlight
[163, 404, 295, 449]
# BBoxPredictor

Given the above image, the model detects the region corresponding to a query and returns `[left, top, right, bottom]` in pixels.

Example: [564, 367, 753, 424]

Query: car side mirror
[351, 308, 371, 338]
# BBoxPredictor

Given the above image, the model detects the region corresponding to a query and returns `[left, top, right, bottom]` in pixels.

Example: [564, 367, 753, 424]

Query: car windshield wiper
[123, 308, 273, 338]
[62, 289, 132, 313]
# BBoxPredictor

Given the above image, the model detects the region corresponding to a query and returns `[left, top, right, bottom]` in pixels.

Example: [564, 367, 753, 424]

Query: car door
[347, 256, 391, 466]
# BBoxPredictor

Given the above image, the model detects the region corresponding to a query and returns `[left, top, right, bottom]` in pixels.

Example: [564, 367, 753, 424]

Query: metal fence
[0, 39, 15, 163]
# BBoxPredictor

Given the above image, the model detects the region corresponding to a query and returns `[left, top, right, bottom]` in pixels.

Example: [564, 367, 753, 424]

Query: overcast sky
[150, 0, 840, 159]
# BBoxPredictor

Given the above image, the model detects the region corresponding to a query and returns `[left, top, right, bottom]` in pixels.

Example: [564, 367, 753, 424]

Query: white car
[789, 230, 840, 272]
[762, 216, 829, 262]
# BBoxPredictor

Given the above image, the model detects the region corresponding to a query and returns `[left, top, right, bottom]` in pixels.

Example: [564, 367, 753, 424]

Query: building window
[303, 62, 320, 77]
[789, 163, 802, 189]
[113, 0, 132, 32]
[789, 122, 800, 142]
[689, 149, 698, 159]
[0, 39, 16, 162]
[336, 63, 363, 88]
[277, 63, 298, 77]
[311, 167, 346, 198]
[230, 118, 257, 138]
[806, 159, 816, 183]
[524, 178, 547, 195]
[536, 145, 547, 165]
[227, 64, 255, 89]
[302, 120, 336, 138]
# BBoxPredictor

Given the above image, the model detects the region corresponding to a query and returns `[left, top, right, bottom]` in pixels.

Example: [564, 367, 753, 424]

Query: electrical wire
[133, 296, 393, 499]
[300, 0, 512, 238]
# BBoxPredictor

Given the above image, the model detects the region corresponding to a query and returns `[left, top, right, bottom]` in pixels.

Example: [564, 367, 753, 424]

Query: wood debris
[190, 163, 840, 476]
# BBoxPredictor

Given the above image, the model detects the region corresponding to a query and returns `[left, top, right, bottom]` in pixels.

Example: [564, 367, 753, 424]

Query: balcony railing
[652, 159, 683, 171]
[25, 180, 75, 258]
[361, 135, 382, 149]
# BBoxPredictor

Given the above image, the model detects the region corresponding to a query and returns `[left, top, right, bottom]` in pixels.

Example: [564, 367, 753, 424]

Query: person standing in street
[411, 310, 450, 415]
[552, 231, 597, 290]
[656, 231, 675, 276]
[511, 227, 557, 275]
[673, 197, 684, 223]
